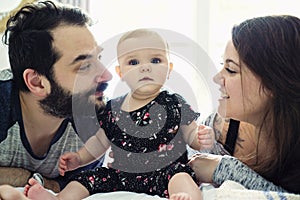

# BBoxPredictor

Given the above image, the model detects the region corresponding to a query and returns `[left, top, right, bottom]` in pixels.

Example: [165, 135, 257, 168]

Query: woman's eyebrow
[225, 59, 240, 67]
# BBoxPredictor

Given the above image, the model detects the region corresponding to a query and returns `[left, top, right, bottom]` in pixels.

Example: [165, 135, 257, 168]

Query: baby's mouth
[139, 77, 154, 81]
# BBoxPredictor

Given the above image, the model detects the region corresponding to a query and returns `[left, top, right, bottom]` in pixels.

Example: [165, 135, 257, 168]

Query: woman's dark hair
[2, 1, 92, 92]
[232, 15, 300, 193]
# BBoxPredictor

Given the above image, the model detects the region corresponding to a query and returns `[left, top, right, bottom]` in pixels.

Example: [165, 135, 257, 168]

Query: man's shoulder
[0, 69, 13, 81]
[0, 68, 14, 104]
[0, 69, 16, 142]
[0, 69, 14, 97]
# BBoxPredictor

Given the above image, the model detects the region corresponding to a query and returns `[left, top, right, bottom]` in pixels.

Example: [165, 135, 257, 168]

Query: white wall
[88, 0, 217, 119]
[1, 0, 299, 118]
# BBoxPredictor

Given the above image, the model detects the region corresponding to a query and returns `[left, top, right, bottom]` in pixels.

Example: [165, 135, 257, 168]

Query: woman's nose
[139, 64, 152, 73]
[213, 70, 224, 85]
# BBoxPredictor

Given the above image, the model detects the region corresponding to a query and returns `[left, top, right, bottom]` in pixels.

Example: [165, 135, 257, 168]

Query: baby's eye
[128, 59, 139, 65]
[151, 58, 161, 64]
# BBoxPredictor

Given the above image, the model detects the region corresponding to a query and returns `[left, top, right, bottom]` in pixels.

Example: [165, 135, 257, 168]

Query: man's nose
[95, 68, 112, 83]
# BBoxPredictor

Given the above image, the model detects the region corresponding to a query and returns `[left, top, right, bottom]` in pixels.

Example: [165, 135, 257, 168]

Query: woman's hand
[188, 153, 222, 184]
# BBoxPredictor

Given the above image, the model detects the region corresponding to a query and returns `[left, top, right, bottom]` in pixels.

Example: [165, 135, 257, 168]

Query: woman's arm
[213, 155, 287, 192]
[188, 154, 287, 192]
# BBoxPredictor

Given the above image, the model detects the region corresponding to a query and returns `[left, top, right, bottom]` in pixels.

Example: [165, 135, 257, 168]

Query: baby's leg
[168, 172, 202, 200]
[0, 185, 30, 200]
[26, 179, 89, 200]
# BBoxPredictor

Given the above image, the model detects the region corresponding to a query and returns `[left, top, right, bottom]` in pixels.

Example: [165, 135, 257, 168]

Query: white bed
[83, 181, 300, 200]
[16, 180, 300, 200]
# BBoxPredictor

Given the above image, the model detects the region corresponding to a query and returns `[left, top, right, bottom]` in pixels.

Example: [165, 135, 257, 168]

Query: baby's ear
[23, 69, 49, 97]
[169, 62, 173, 72]
[115, 65, 122, 78]
[167, 63, 173, 79]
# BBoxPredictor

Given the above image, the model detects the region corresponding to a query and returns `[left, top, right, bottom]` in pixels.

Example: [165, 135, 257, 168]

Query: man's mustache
[96, 82, 108, 92]
[85, 82, 109, 97]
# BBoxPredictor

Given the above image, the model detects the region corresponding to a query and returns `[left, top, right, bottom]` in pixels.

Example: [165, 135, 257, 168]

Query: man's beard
[39, 79, 108, 119]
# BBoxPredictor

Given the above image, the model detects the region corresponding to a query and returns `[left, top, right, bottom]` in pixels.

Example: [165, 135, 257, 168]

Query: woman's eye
[151, 58, 161, 64]
[98, 54, 102, 60]
[128, 59, 139, 65]
[225, 67, 236, 74]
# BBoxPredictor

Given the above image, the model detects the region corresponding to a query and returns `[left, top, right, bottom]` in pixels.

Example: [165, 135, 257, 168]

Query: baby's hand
[197, 124, 215, 150]
[59, 152, 81, 176]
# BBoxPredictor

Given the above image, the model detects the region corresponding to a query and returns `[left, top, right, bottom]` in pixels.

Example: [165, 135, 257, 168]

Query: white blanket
[84, 191, 166, 200]
[16, 181, 300, 200]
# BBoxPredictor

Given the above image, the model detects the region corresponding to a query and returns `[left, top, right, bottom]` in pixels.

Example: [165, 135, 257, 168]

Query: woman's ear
[115, 65, 123, 79]
[23, 69, 50, 97]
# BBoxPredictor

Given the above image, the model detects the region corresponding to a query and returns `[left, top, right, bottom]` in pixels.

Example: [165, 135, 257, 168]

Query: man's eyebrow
[225, 59, 240, 67]
[70, 54, 93, 65]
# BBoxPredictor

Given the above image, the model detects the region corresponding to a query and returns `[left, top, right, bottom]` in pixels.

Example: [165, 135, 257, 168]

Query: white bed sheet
[16, 187, 167, 200]
[84, 191, 167, 200]
[16, 181, 300, 200]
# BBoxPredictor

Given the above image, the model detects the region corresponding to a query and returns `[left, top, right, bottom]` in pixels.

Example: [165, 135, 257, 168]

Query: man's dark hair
[2, 1, 92, 91]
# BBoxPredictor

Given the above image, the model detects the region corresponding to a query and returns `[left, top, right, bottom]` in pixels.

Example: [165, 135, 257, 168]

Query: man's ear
[115, 65, 123, 79]
[23, 69, 50, 97]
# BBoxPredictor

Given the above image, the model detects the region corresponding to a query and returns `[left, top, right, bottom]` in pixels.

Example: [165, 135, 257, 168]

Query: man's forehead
[51, 25, 97, 52]
[51, 26, 102, 64]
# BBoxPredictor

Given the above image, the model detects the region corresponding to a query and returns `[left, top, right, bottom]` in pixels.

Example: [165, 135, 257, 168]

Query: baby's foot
[25, 178, 57, 200]
[169, 192, 192, 200]
[23, 178, 35, 196]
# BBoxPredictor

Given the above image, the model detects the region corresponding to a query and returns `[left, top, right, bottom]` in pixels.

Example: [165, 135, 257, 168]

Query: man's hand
[0, 167, 60, 193]
[43, 177, 60, 193]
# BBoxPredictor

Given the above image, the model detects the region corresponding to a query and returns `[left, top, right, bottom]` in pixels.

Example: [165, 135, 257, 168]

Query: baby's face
[117, 35, 171, 96]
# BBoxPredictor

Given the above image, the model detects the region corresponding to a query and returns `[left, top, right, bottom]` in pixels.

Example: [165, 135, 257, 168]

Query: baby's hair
[117, 28, 169, 51]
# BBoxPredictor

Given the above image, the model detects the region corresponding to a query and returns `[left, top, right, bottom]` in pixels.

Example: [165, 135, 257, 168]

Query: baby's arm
[182, 121, 215, 151]
[59, 128, 110, 176]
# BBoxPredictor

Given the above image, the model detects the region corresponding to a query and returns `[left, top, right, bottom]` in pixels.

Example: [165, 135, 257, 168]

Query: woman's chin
[217, 106, 227, 118]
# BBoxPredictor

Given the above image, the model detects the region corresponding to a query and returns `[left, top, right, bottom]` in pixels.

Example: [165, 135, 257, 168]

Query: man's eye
[128, 59, 139, 65]
[79, 64, 91, 71]
[151, 58, 161, 64]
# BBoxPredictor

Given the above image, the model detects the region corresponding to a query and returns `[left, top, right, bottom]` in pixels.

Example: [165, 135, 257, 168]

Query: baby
[25, 29, 215, 200]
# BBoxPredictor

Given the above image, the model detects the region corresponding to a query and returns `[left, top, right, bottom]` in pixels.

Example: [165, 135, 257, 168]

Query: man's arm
[0, 167, 31, 186]
[0, 167, 60, 192]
